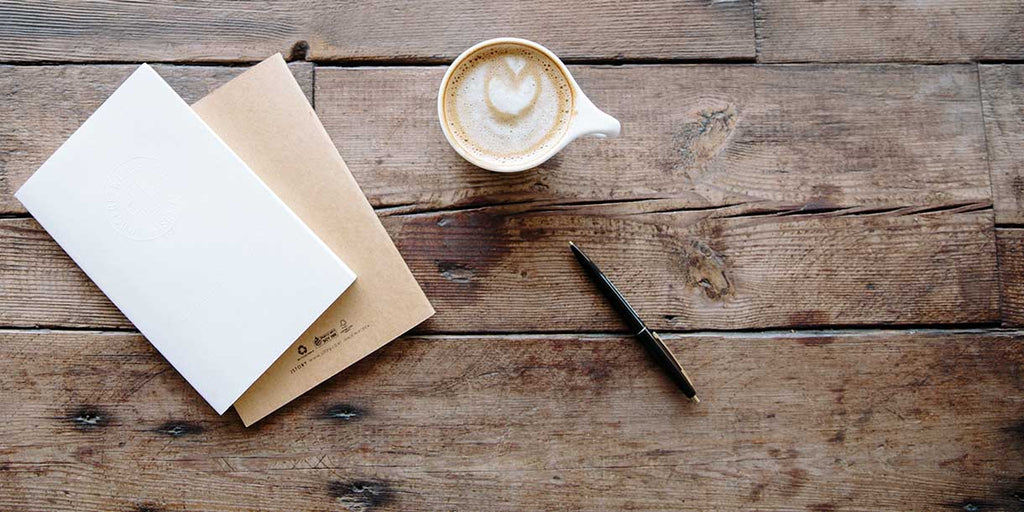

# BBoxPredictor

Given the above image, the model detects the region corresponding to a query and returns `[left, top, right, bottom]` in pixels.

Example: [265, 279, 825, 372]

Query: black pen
[569, 241, 699, 403]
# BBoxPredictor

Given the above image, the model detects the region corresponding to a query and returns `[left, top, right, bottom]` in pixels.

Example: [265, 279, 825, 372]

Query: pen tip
[690, 396, 700, 404]
[569, 241, 576, 247]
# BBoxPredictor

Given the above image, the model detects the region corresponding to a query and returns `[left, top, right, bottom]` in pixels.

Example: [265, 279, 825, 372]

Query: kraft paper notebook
[192, 54, 435, 426]
[15, 64, 357, 414]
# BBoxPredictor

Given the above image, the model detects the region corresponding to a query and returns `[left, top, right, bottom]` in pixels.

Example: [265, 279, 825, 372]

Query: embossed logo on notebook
[106, 157, 180, 240]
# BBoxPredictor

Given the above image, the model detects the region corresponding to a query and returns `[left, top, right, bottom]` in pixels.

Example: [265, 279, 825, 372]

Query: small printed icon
[297, 345, 308, 355]
[313, 327, 337, 346]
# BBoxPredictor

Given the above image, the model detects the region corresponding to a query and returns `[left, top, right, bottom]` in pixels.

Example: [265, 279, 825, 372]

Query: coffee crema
[441, 42, 573, 168]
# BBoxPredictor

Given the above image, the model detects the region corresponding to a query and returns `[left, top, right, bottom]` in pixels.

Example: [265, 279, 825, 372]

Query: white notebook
[15, 64, 356, 414]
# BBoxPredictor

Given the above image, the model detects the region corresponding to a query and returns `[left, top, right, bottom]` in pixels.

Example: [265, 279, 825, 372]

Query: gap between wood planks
[0, 55, 758, 67]
[373, 196, 993, 219]
[1, 323, 1009, 338]
[0, 198, 995, 221]
[4, 56, 1024, 67]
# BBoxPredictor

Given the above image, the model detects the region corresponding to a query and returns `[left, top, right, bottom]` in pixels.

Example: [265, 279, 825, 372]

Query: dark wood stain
[153, 421, 204, 438]
[580, 360, 612, 384]
[437, 261, 475, 284]
[1003, 420, 1024, 438]
[749, 482, 768, 502]
[328, 479, 393, 510]
[66, 406, 109, 431]
[827, 430, 846, 444]
[321, 404, 366, 422]
[768, 447, 800, 460]
[938, 453, 969, 468]
[288, 40, 309, 61]
[782, 468, 809, 497]
[808, 503, 837, 512]
[943, 498, 997, 511]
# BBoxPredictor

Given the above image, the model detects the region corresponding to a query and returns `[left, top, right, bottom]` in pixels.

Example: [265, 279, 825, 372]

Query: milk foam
[443, 43, 573, 167]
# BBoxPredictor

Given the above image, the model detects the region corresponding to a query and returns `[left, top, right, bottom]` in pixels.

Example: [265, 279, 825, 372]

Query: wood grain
[0, 63, 998, 331]
[0, 1, 754, 63]
[755, 0, 1024, 63]
[0, 218, 125, 329]
[1, 64, 992, 216]
[0, 328, 1021, 511]
[393, 202, 999, 332]
[980, 65, 1024, 225]
[997, 228, 1024, 327]
[0, 203, 999, 331]
[316, 64, 991, 214]
[0, 7, 1019, 512]
[0, 62, 312, 214]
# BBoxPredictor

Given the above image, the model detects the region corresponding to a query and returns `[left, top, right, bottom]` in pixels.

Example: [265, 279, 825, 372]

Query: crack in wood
[379, 197, 995, 220]
[719, 201, 993, 221]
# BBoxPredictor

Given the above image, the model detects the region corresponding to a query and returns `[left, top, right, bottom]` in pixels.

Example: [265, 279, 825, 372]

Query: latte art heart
[442, 42, 573, 167]
[484, 60, 541, 119]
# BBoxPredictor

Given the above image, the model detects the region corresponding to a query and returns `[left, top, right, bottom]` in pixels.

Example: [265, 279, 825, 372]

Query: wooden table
[1, 2, 1023, 510]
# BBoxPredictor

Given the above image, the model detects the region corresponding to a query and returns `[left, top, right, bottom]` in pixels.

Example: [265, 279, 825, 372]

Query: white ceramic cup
[437, 38, 621, 173]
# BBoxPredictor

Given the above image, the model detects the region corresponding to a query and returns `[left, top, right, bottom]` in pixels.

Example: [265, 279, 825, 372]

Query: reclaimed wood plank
[0, 329, 1021, 511]
[980, 65, 1024, 225]
[393, 202, 999, 332]
[755, 0, 1024, 63]
[1, 64, 991, 216]
[0, 64, 1000, 331]
[997, 228, 1024, 326]
[316, 64, 991, 213]
[0, 62, 312, 214]
[0, 203, 999, 331]
[0, 1, 754, 63]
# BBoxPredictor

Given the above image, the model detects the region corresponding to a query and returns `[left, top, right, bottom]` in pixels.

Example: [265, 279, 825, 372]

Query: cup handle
[571, 94, 621, 139]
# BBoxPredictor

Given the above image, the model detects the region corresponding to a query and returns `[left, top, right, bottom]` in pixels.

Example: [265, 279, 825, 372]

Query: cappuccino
[441, 42, 573, 169]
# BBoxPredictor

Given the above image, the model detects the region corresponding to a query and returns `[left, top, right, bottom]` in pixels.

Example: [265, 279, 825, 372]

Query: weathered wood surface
[0, 1, 754, 63]
[0, 329, 1021, 511]
[0, 204, 1000, 331]
[755, 0, 1024, 63]
[0, 5, 1022, 512]
[0, 63, 1000, 331]
[0, 63, 312, 214]
[396, 202, 999, 332]
[1, 64, 993, 216]
[317, 64, 991, 214]
[997, 228, 1024, 327]
[980, 65, 1024, 225]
